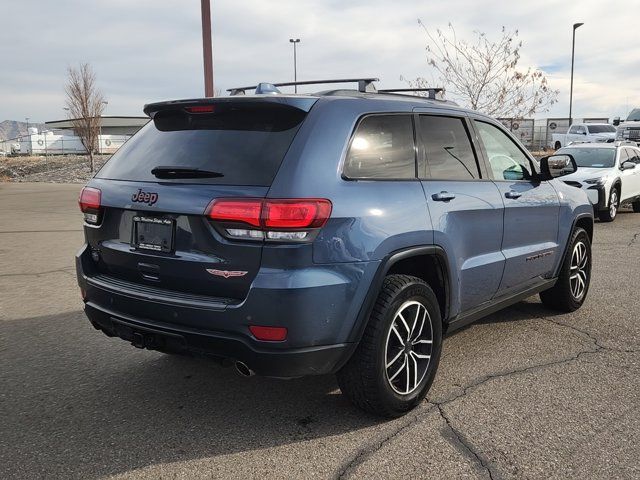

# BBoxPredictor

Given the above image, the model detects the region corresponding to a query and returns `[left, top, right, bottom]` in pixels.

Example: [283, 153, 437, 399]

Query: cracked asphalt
[1, 182, 639, 479]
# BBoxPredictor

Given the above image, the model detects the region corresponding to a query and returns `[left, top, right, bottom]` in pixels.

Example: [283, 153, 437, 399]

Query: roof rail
[377, 87, 444, 100]
[228, 78, 379, 96]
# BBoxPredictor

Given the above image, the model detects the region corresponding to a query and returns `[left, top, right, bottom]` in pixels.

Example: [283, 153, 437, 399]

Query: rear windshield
[557, 147, 616, 168]
[96, 103, 306, 185]
[587, 125, 615, 133]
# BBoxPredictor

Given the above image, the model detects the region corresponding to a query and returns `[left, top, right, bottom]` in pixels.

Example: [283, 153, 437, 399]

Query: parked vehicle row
[557, 142, 640, 221]
[76, 78, 594, 417]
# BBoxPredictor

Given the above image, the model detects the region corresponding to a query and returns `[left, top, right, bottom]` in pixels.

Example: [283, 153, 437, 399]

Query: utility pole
[569, 22, 584, 126]
[289, 38, 300, 93]
[201, 0, 214, 97]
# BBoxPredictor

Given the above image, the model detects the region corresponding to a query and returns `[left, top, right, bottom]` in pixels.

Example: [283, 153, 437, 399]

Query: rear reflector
[206, 198, 332, 230]
[79, 187, 101, 212]
[249, 325, 288, 341]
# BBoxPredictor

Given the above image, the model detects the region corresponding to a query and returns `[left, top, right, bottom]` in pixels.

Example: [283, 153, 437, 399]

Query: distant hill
[0, 120, 47, 141]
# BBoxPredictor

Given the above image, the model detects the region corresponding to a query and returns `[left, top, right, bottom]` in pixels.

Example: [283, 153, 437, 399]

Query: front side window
[343, 115, 416, 179]
[618, 149, 630, 165]
[474, 121, 535, 181]
[568, 125, 578, 134]
[576, 126, 587, 135]
[419, 115, 480, 180]
[622, 148, 639, 164]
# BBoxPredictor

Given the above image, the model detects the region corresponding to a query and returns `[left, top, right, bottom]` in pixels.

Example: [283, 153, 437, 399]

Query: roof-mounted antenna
[255, 83, 282, 95]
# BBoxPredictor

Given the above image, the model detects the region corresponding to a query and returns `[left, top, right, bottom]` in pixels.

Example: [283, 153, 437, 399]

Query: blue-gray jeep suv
[76, 79, 594, 417]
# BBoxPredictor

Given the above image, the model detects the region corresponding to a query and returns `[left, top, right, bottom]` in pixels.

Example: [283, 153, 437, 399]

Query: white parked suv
[557, 142, 640, 222]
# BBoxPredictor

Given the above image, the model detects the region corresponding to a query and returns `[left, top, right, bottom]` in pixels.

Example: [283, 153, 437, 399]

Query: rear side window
[96, 103, 306, 186]
[343, 115, 416, 179]
[419, 115, 480, 180]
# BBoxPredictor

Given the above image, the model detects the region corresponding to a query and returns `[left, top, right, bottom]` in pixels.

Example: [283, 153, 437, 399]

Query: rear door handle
[432, 191, 456, 202]
[505, 190, 522, 199]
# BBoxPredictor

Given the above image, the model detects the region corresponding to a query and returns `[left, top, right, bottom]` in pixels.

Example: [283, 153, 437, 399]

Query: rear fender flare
[340, 246, 451, 363]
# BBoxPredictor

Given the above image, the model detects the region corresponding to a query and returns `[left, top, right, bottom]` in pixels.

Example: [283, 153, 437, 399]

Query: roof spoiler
[143, 96, 318, 118]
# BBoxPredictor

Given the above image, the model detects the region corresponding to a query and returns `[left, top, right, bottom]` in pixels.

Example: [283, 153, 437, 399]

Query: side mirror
[581, 131, 587, 135]
[621, 161, 636, 170]
[613, 117, 621, 126]
[539, 154, 577, 180]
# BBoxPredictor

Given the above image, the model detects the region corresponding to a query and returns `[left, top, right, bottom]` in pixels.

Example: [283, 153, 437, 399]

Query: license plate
[132, 216, 174, 253]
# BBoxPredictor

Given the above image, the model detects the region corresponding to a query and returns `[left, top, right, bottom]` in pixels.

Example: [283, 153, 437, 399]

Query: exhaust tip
[235, 361, 255, 377]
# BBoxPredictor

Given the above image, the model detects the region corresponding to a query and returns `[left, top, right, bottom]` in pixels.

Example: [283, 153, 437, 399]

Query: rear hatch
[82, 97, 316, 301]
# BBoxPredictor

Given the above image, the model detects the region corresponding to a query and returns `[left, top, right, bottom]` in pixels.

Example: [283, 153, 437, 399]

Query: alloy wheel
[609, 190, 618, 219]
[384, 300, 433, 395]
[570, 241, 589, 300]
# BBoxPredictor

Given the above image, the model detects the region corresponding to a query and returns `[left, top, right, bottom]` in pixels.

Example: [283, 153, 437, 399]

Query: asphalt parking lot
[1, 182, 638, 480]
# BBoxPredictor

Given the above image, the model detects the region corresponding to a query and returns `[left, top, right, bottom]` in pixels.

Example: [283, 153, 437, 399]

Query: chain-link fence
[0, 133, 131, 156]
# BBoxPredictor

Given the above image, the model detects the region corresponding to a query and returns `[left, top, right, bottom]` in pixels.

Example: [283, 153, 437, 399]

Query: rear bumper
[83, 302, 350, 377]
[76, 244, 378, 377]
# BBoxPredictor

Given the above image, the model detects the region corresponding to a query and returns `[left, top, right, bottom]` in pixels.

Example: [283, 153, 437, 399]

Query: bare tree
[408, 21, 559, 119]
[65, 63, 106, 172]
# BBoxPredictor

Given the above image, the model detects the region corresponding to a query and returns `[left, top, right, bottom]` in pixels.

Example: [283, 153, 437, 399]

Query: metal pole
[201, 0, 214, 97]
[569, 23, 583, 126]
[289, 38, 300, 93]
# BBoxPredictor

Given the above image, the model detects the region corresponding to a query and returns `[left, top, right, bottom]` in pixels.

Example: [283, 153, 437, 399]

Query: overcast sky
[0, 0, 637, 123]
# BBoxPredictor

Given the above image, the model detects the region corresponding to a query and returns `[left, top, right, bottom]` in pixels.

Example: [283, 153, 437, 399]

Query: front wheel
[598, 187, 619, 222]
[337, 275, 443, 417]
[632, 200, 640, 213]
[540, 227, 591, 312]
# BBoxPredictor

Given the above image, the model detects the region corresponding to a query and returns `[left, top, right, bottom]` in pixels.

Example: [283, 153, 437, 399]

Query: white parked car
[557, 142, 640, 222]
[552, 123, 617, 150]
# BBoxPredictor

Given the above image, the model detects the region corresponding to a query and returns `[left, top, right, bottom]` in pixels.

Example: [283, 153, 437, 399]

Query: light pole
[25, 117, 30, 155]
[201, 0, 214, 97]
[289, 38, 300, 92]
[99, 100, 108, 154]
[569, 22, 584, 126]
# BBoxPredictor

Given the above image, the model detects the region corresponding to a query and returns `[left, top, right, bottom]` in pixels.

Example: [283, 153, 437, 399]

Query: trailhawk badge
[206, 269, 248, 279]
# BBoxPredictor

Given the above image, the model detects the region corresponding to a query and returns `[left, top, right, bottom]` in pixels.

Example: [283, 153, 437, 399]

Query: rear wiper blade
[151, 166, 224, 179]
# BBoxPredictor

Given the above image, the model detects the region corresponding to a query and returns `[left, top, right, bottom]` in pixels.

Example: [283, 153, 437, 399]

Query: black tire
[554, 141, 561, 150]
[598, 187, 619, 222]
[337, 275, 443, 417]
[633, 200, 640, 213]
[540, 227, 591, 312]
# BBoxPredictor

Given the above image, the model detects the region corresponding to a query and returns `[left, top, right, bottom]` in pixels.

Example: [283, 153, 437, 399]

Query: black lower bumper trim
[84, 303, 351, 378]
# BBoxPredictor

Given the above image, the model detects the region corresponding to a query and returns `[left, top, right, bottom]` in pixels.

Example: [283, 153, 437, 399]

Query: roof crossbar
[228, 78, 379, 96]
[378, 88, 444, 100]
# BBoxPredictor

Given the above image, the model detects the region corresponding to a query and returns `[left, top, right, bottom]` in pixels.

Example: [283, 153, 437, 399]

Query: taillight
[205, 198, 332, 242]
[207, 199, 262, 227]
[79, 187, 102, 225]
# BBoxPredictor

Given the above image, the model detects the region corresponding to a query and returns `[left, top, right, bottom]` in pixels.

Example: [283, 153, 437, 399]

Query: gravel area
[0, 155, 110, 183]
